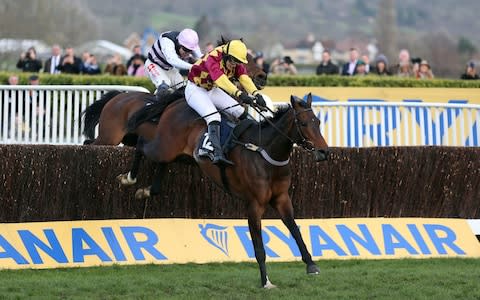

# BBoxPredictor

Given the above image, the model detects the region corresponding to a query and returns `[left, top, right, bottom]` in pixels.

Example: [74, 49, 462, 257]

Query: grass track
[1, 258, 480, 299]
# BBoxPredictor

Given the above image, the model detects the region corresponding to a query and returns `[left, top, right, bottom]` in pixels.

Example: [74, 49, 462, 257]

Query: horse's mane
[126, 88, 185, 132]
[258, 105, 291, 129]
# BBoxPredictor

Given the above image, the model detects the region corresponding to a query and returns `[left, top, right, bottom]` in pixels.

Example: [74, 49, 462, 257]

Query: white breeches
[184, 81, 245, 124]
[144, 59, 184, 88]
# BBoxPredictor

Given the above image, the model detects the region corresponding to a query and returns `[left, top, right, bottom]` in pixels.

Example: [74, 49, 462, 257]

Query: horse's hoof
[263, 281, 277, 289]
[135, 188, 150, 200]
[117, 172, 137, 186]
[307, 264, 320, 275]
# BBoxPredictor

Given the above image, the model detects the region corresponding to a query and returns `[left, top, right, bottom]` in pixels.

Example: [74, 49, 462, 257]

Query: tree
[375, 0, 397, 64]
[458, 36, 477, 56]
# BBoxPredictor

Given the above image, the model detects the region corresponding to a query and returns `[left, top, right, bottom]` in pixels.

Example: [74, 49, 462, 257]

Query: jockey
[185, 39, 267, 165]
[145, 28, 202, 100]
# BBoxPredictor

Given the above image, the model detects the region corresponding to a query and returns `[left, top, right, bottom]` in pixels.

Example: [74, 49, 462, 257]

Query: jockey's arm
[238, 74, 260, 95]
[160, 37, 193, 70]
[192, 47, 203, 60]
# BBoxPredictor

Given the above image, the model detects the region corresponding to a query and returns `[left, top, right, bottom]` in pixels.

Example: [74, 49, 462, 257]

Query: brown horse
[120, 93, 329, 288]
[82, 53, 267, 146]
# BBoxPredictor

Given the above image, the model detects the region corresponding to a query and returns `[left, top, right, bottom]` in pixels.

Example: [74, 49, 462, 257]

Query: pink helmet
[178, 28, 199, 51]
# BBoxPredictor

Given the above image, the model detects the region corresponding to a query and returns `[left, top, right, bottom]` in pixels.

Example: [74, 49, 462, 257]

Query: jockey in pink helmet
[145, 28, 202, 100]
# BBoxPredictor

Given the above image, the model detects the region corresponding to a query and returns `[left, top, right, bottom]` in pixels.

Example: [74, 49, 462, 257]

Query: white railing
[2, 87, 479, 147]
[313, 102, 480, 147]
[1, 85, 149, 145]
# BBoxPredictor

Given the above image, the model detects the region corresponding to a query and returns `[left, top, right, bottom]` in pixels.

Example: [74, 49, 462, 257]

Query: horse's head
[246, 53, 267, 90]
[290, 93, 329, 161]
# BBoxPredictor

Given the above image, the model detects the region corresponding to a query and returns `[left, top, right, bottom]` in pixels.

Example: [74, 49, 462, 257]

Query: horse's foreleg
[149, 163, 166, 196]
[274, 194, 319, 275]
[248, 203, 275, 288]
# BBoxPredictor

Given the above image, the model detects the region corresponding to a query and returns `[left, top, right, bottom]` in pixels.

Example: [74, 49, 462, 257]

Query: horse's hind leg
[273, 193, 319, 275]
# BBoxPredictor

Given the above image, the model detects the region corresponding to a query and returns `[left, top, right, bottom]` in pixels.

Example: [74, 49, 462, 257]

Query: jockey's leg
[210, 87, 247, 120]
[185, 81, 233, 165]
[144, 59, 171, 101]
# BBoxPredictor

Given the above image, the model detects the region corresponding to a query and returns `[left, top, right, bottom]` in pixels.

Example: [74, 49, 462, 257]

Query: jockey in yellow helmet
[186, 39, 267, 165]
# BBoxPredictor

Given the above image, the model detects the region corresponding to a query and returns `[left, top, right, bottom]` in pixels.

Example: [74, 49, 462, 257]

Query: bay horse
[82, 53, 267, 146]
[119, 93, 329, 288]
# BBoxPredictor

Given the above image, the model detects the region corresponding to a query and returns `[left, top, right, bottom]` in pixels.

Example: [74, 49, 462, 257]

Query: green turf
[1, 259, 479, 299]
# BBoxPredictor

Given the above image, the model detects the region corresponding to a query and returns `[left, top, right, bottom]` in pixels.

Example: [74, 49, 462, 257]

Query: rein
[251, 104, 315, 150]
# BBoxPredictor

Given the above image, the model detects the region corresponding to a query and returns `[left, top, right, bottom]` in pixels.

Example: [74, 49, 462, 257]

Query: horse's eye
[300, 122, 308, 127]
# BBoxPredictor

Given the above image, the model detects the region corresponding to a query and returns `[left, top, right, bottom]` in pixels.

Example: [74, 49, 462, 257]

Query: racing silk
[147, 31, 202, 71]
[188, 46, 258, 97]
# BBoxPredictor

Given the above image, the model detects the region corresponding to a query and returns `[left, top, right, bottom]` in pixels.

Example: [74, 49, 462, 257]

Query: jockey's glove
[254, 94, 267, 108]
[238, 91, 253, 105]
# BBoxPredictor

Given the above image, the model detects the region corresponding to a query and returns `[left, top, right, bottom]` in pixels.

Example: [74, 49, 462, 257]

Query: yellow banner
[263, 87, 480, 104]
[1, 218, 479, 269]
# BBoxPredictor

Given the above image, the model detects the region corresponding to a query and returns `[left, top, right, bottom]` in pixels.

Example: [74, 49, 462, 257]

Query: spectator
[80, 51, 91, 73]
[58, 46, 82, 74]
[254, 51, 270, 74]
[416, 60, 434, 79]
[354, 59, 368, 76]
[104, 54, 127, 76]
[361, 54, 371, 74]
[373, 54, 391, 76]
[390, 49, 411, 75]
[316, 50, 339, 75]
[126, 45, 146, 69]
[461, 61, 479, 80]
[341, 48, 359, 76]
[270, 56, 298, 75]
[82, 54, 101, 75]
[397, 61, 414, 77]
[127, 54, 146, 77]
[43, 44, 62, 74]
[16, 47, 42, 72]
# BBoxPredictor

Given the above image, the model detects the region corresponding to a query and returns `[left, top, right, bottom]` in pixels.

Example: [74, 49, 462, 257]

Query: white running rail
[1, 85, 149, 145]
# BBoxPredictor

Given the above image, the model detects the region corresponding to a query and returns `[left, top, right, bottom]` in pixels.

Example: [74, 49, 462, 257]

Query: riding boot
[155, 82, 171, 102]
[208, 121, 234, 166]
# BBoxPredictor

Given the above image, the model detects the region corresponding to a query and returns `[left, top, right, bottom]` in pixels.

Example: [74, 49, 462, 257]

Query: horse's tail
[82, 90, 122, 139]
[126, 89, 184, 132]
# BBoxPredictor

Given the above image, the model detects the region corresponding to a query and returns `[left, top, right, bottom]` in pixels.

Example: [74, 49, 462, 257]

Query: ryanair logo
[199, 223, 229, 256]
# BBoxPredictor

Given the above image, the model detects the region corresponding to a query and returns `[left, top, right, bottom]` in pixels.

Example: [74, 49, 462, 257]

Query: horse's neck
[256, 109, 295, 161]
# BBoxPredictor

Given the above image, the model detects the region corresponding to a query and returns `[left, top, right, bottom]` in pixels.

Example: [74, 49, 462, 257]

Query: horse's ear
[290, 95, 299, 106]
[306, 93, 313, 107]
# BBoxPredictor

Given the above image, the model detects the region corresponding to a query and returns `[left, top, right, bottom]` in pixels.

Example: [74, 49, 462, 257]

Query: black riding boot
[208, 121, 234, 166]
[155, 82, 170, 102]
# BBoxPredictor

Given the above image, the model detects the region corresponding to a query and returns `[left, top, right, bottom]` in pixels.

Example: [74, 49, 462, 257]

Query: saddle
[197, 117, 255, 161]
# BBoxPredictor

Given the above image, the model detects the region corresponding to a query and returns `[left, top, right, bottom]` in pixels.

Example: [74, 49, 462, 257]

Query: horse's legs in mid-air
[117, 137, 145, 186]
[248, 201, 276, 289]
[273, 193, 320, 274]
[134, 162, 166, 200]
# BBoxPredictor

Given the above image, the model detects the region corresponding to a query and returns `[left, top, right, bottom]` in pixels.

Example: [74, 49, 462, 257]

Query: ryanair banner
[1, 218, 479, 269]
[263, 87, 480, 104]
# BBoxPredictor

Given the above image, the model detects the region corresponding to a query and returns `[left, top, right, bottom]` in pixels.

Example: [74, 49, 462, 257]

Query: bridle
[292, 108, 316, 151]
[253, 104, 317, 152]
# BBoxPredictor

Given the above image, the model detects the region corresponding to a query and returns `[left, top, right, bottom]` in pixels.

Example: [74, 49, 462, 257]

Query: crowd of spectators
[15, 44, 147, 77]
[12, 43, 479, 81]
